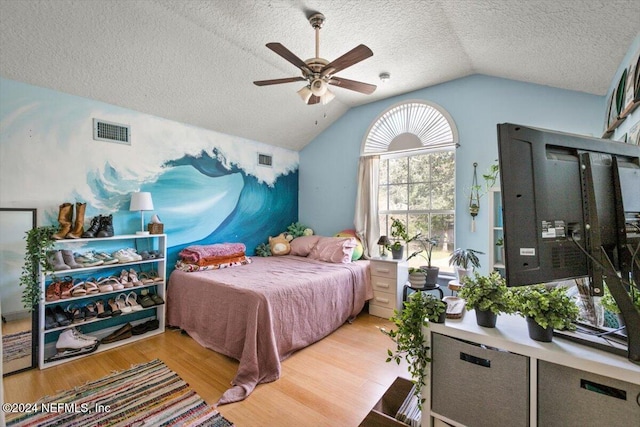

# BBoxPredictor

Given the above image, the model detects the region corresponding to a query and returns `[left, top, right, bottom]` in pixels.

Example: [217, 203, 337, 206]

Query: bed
[166, 254, 372, 404]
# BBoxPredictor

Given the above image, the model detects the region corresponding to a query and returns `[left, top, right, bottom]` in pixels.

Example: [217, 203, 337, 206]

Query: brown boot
[66, 202, 86, 239]
[52, 203, 73, 240]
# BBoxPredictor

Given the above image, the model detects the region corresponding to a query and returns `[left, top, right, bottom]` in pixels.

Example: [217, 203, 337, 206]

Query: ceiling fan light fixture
[297, 85, 312, 103]
[321, 89, 335, 105]
[310, 78, 328, 96]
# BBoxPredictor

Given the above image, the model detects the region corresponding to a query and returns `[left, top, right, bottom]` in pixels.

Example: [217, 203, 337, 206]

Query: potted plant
[599, 285, 640, 335]
[19, 225, 57, 310]
[513, 284, 579, 342]
[410, 236, 439, 287]
[459, 271, 513, 328]
[408, 267, 427, 288]
[389, 217, 421, 260]
[380, 291, 444, 410]
[448, 248, 484, 282]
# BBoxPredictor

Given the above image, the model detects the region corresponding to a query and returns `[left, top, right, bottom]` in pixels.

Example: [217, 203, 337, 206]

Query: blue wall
[299, 74, 604, 273]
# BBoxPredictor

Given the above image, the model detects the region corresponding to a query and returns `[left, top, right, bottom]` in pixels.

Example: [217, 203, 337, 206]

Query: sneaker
[112, 249, 135, 263]
[93, 251, 119, 265]
[71, 327, 98, 343]
[124, 248, 143, 261]
[74, 252, 104, 267]
[56, 328, 97, 351]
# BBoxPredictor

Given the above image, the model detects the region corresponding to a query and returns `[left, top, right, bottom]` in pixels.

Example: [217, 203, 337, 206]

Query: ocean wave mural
[0, 78, 299, 268]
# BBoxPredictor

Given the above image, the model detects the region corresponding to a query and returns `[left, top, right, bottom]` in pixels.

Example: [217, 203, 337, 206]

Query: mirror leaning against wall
[0, 208, 37, 375]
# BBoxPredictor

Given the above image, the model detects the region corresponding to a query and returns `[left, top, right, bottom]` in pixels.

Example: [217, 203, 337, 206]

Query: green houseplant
[20, 225, 57, 310]
[381, 291, 444, 410]
[448, 248, 484, 282]
[459, 271, 513, 327]
[513, 284, 579, 342]
[389, 217, 422, 260]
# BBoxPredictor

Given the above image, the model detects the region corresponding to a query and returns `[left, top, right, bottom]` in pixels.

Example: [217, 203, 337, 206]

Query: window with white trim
[363, 101, 457, 272]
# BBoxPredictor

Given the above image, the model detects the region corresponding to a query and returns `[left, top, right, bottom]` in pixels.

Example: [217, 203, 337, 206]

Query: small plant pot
[433, 311, 446, 324]
[526, 317, 554, 342]
[391, 246, 404, 260]
[455, 267, 471, 283]
[422, 266, 439, 287]
[408, 272, 426, 288]
[475, 308, 497, 328]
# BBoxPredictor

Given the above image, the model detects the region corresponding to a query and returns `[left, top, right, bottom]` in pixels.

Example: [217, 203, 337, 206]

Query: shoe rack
[38, 234, 167, 368]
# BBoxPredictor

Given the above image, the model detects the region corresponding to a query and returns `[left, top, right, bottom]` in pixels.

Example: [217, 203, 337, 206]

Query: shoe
[138, 294, 155, 308]
[100, 323, 133, 344]
[83, 279, 100, 295]
[124, 248, 142, 261]
[45, 307, 58, 330]
[70, 327, 98, 343]
[60, 276, 74, 299]
[96, 300, 111, 318]
[107, 298, 122, 316]
[139, 251, 152, 260]
[126, 292, 143, 311]
[147, 270, 164, 283]
[48, 251, 70, 271]
[82, 215, 102, 238]
[52, 203, 73, 240]
[66, 304, 85, 323]
[138, 272, 155, 285]
[46, 280, 61, 302]
[97, 277, 116, 293]
[96, 214, 114, 238]
[128, 269, 143, 286]
[56, 328, 96, 351]
[69, 280, 87, 297]
[149, 250, 164, 259]
[84, 302, 98, 319]
[94, 251, 118, 265]
[66, 202, 86, 239]
[53, 305, 71, 326]
[132, 319, 159, 335]
[149, 293, 165, 306]
[60, 249, 82, 268]
[74, 252, 104, 267]
[116, 293, 132, 313]
[112, 249, 135, 263]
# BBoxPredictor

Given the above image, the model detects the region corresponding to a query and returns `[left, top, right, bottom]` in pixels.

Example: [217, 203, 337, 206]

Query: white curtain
[354, 155, 380, 259]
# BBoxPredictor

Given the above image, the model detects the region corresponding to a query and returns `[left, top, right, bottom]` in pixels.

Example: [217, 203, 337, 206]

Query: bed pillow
[290, 235, 321, 257]
[308, 236, 357, 263]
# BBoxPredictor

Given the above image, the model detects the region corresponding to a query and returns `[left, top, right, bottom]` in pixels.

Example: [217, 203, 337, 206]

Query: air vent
[258, 153, 273, 167]
[93, 119, 131, 145]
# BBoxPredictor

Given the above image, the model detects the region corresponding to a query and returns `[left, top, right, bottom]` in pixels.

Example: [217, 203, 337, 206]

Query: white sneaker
[56, 328, 97, 351]
[124, 248, 143, 261]
[112, 249, 135, 263]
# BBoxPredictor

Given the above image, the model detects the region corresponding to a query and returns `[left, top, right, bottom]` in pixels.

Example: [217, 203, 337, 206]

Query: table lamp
[377, 235, 391, 258]
[129, 192, 154, 235]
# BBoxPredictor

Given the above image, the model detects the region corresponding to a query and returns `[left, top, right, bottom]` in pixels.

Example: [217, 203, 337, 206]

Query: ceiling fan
[253, 12, 376, 105]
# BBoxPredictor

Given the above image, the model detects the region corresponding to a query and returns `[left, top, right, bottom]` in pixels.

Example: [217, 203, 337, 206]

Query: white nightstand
[368, 258, 408, 318]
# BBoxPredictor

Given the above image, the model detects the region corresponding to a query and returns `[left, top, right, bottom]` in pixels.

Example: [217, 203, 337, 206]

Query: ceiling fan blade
[329, 77, 376, 95]
[321, 44, 373, 76]
[254, 77, 306, 86]
[266, 42, 310, 74]
[307, 95, 320, 105]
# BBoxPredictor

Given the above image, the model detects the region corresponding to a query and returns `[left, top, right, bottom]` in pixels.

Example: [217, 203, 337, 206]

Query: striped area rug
[2, 330, 31, 363]
[7, 359, 233, 427]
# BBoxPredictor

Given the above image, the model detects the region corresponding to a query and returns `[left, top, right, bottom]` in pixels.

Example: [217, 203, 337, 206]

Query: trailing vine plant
[20, 225, 56, 310]
[380, 291, 433, 410]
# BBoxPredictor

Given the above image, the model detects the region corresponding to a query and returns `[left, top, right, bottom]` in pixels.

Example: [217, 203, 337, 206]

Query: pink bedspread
[166, 255, 372, 405]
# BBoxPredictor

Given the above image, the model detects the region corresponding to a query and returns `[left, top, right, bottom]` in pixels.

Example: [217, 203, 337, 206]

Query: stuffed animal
[335, 229, 364, 260]
[269, 233, 291, 256]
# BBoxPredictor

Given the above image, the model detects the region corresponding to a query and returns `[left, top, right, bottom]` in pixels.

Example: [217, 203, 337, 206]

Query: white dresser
[368, 258, 408, 319]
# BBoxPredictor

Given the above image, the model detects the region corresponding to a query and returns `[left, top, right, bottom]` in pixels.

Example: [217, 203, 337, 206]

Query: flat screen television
[497, 123, 640, 363]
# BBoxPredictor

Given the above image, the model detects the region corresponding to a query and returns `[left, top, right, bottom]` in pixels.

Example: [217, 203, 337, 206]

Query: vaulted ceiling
[1, 0, 638, 151]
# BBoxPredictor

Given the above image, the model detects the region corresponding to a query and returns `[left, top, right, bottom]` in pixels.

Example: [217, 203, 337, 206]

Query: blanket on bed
[166, 255, 372, 405]
[178, 243, 246, 263]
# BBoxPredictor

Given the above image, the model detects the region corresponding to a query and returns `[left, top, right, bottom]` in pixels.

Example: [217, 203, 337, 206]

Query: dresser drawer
[370, 261, 398, 279]
[371, 276, 396, 293]
[370, 289, 396, 309]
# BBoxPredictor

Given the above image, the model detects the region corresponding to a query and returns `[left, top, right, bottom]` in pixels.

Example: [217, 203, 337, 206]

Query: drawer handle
[376, 268, 391, 274]
[376, 283, 390, 289]
[375, 297, 390, 304]
[580, 379, 626, 400]
[460, 352, 491, 368]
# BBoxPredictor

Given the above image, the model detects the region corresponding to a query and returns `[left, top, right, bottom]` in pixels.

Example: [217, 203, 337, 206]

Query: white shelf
[38, 234, 167, 368]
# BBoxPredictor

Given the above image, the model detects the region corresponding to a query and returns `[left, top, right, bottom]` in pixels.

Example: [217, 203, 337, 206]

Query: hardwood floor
[2, 313, 409, 426]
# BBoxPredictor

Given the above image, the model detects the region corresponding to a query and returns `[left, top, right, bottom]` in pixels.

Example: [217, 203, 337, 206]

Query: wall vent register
[93, 119, 131, 145]
[258, 153, 273, 166]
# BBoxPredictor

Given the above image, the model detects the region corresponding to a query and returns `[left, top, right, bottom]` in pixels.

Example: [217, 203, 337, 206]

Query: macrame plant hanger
[469, 162, 480, 232]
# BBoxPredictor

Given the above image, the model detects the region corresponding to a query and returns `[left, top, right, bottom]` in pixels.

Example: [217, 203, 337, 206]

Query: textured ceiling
[1, 0, 638, 151]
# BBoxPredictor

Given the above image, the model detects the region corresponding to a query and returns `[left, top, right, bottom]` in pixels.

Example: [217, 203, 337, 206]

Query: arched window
[359, 100, 457, 272]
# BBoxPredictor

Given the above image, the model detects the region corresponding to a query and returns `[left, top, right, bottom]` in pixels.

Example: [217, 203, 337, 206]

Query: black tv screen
[497, 123, 640, 292]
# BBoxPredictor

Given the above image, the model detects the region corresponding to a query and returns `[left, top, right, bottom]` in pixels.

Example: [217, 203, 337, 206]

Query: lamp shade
[297, 86, 312, 103]
[130, 192, 154, 211]
[377, 235, 390, 246]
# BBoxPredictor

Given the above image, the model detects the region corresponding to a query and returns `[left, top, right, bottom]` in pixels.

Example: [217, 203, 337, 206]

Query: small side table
[403, 282, 444, 302]
[448, 280, 463, 296]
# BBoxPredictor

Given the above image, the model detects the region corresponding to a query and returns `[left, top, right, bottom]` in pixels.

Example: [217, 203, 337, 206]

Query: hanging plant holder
[469, 162, 480, 232]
